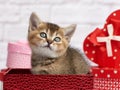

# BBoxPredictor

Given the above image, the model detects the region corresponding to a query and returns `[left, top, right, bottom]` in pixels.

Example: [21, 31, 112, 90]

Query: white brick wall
[0, 0, 120, 69]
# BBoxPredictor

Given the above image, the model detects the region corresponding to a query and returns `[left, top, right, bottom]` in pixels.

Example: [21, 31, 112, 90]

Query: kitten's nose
[47, 40, 52, 45]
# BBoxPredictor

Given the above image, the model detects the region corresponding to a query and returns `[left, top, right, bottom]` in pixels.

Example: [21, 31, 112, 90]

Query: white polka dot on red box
[91, 68, 120, 78]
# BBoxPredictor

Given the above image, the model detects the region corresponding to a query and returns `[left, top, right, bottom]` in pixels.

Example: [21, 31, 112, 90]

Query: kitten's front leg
[31, 66, 49, 75]
[31, 69, 49, 75]
[41, 59, 55, 66]
[39, 70, 49, 74]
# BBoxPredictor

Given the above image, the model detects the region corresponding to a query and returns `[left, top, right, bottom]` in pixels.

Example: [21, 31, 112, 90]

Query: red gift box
[84, 9, 120, 68]
[91, 67, 120, 89]
[83, 9, 120, 90]
[0, 41, 94, 90]
[0, 69, 93, 90]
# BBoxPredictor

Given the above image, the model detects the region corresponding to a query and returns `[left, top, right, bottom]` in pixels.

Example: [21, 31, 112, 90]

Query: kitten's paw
[31, 70, 49, 75]
[39, 70, 49, 74]
[42, 59, 55, 66]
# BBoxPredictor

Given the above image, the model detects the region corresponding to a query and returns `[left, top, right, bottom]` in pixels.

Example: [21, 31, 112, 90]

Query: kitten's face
[28, 13, 76, 58]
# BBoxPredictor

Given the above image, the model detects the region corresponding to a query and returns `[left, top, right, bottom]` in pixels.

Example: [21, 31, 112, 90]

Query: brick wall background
[0, 0, 120, 69]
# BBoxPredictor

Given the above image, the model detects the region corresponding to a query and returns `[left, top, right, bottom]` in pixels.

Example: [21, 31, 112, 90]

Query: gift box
[83, 9, 120, 89]
[91, 67, 120, 89]
[7, 41, 31, 69]
[0, 69, 93, 90]
[84, 9, 120, 68]
[0, 41, 93, 90]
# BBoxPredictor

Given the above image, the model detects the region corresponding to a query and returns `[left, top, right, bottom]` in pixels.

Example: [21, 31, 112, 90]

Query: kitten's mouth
[44, 45, 52, 50]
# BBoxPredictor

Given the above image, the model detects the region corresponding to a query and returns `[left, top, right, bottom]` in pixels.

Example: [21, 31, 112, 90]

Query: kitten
[28, 13, 90, 74]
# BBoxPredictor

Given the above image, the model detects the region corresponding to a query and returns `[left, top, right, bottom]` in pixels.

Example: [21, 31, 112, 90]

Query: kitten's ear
[29, 12, 41, 31]
[64, 24, 77, 42]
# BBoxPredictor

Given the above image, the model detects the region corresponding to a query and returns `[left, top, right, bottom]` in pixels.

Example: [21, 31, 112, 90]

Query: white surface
[0, 81, 3, 90]
[0, 0, 120, 69]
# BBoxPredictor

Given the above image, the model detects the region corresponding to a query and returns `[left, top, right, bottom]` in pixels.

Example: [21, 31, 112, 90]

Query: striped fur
[28, 13, 90, 74]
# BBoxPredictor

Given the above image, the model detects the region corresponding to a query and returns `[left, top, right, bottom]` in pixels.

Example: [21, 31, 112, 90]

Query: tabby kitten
[28, 13, 90, 74]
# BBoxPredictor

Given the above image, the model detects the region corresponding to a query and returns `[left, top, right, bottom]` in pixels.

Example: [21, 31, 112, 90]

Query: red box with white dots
[91, 68, 120, 89]
[83, 9, 120, 68]
[83, 9, 120, 89]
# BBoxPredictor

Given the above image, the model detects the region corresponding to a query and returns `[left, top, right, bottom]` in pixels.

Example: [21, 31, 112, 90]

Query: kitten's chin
[31, 46, 62, 58]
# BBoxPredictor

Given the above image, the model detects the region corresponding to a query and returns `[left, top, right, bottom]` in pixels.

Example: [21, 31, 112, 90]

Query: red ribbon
[0, 69, 11, 81]
[89, 28, 104, 46]
[89, 18, 120, 46]
[106, 19, 120, 35]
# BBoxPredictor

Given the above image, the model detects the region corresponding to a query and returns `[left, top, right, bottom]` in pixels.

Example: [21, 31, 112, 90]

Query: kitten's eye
[54, 37, 61, 42]
[40, 32, 47, 38]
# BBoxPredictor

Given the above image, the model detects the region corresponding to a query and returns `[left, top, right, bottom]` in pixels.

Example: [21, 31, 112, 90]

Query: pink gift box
[7, 41, 32, 69]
